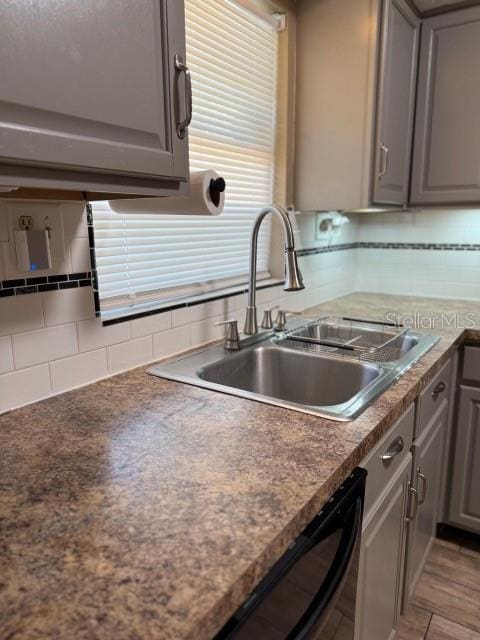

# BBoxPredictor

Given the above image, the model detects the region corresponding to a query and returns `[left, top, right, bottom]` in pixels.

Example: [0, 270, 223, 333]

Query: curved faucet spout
[244, 205, 305, 336]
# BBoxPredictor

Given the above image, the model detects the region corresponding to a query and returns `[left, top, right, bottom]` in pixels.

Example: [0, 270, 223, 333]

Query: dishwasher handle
[287, 496, 363, 640]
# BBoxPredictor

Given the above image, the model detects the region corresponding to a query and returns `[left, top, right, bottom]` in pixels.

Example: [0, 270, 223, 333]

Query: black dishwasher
[215, 467, 367, 640]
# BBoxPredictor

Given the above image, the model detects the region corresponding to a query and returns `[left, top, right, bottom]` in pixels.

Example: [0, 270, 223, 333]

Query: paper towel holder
[209, 177, 226, 207]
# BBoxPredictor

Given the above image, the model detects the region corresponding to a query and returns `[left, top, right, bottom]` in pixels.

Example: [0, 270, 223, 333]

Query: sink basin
[199, 343, 381, 406]
[147, 326, 439, 421]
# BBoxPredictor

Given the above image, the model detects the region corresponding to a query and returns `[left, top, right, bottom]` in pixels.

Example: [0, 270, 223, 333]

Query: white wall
[0, 202, 356, 414]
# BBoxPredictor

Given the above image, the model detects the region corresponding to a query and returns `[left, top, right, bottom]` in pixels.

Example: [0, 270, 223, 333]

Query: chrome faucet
[244, 205, 304, 335]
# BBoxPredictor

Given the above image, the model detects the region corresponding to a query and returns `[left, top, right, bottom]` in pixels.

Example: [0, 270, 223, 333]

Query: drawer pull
[381, 436, 405, 463]
[431, 381, 446, 401]
[406, 482, 418, 521]
[417, 468, 427, 505]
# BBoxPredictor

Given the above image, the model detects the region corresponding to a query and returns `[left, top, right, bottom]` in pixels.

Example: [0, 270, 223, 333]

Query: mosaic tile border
[357, 242, 480, 251]
[3, 240, 480, 301]
[0, 272, 93, 298]
[297, 242, 480, 256]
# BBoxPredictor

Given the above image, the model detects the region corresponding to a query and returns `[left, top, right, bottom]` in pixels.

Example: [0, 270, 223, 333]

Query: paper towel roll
[108, 170, 226, 216]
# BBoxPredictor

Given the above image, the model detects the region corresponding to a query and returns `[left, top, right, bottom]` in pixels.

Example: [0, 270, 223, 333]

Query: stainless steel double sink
[148, 319, 439, 421]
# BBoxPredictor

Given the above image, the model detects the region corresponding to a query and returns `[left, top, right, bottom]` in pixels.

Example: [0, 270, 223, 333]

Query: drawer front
[361, 403, 415, 516]
[416, 358, 452, 439]
[462, 346, 480, 383]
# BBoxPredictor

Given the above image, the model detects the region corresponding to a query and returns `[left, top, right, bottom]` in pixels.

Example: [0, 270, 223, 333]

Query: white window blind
[92, 0, 281, 315]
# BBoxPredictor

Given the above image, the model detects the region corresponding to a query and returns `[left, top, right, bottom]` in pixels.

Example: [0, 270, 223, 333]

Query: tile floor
[398, 531, 480, 640]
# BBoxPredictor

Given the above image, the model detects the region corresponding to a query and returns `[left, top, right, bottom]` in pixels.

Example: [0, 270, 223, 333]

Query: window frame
[90, 0, 297, 322]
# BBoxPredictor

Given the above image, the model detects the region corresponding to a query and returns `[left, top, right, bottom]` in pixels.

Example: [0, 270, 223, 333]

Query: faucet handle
[274, 309, 302, 331]
[214, 319, 241, 351]
[261, 306, 279, 330]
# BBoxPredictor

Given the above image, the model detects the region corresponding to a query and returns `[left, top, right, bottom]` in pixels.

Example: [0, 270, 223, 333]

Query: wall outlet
[5, 202, 65, 279]
[315, 212, 335, 241]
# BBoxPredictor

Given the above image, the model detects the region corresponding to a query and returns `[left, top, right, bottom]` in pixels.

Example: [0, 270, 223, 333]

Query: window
[91, 0, 285, 319]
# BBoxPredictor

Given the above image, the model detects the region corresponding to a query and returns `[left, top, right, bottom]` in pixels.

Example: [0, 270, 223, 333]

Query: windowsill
[99, 278, 284, 326]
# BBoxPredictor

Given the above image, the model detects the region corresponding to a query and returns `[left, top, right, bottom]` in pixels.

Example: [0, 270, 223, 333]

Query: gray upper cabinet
[0, 0, 190, 197]
[373, 0, 420, 205]
[294, 0, 420, 211]
[410, 6, 480, 204]
[449, 384, 480, 534]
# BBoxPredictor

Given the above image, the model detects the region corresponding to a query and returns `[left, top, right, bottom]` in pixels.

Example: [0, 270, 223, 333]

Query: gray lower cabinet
[403, 403, 448, 602]
[410, 5, 480, 204]
[356, 404, 415, 640]
[354, 364, 454, 635]
[373, 0, 420, 205]
[356, 455, 411, 640]
[449, 385, 480, 534]
[0, 0, 189, 196]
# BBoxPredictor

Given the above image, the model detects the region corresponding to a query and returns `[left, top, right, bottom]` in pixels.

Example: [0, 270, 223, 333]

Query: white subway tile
[0, 336, 14, 374]
[256, 285, 283, 304]
[233, 292, 248, 311]
[0, 364, 51, 414]
[43, 287, 95, 326]
[70, 237, 91, 273]
[171, 303, 208, 327]
[171, 298, 234, 327]
[153, 326, 191, 360]
[77, 318, 130, 352]
[61, 203, 88, 239]
[190, 316, 225, 346]
[12, 323, 78, 369]
[425, 265, 448, 282]
[460, 267, 480, 284]
[444, 251, 479, 267]
[49, 349, 108, 394]
[0, 295, 44, 337]
[464, 225, 480, 243]
[107, 336, 153, 374]
[130, 311, 171, 338]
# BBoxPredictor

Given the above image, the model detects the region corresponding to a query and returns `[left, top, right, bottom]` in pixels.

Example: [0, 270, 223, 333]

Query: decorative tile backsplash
[2, 202, 480, 414]
[0, 201, 356, 413]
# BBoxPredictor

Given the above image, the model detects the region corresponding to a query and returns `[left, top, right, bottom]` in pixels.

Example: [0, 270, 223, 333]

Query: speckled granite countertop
[2, 293, 480, 640]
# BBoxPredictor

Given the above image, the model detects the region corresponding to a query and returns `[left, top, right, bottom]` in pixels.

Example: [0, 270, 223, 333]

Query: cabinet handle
[379, 144, 389, 178]
[431, 381, 446, 401]
[406, 482, 418, 521]
[381, 436, 404, 463]
[174, 54, 192, 139]
[417, 468, 427, 505]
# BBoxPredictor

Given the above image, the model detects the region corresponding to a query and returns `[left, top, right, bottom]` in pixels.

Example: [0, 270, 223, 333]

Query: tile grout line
[423, 610, 433, 640]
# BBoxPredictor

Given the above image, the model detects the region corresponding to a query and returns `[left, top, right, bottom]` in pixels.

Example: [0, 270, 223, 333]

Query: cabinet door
[449, 385, 480, 534]
[0, 0, 188, 193]
[355, 455, 411, 640]
[294, 0, 382, 211]
[404, 404, 447, 603]
[373, 0, 420, 205]
[410, 6, 480, 204]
